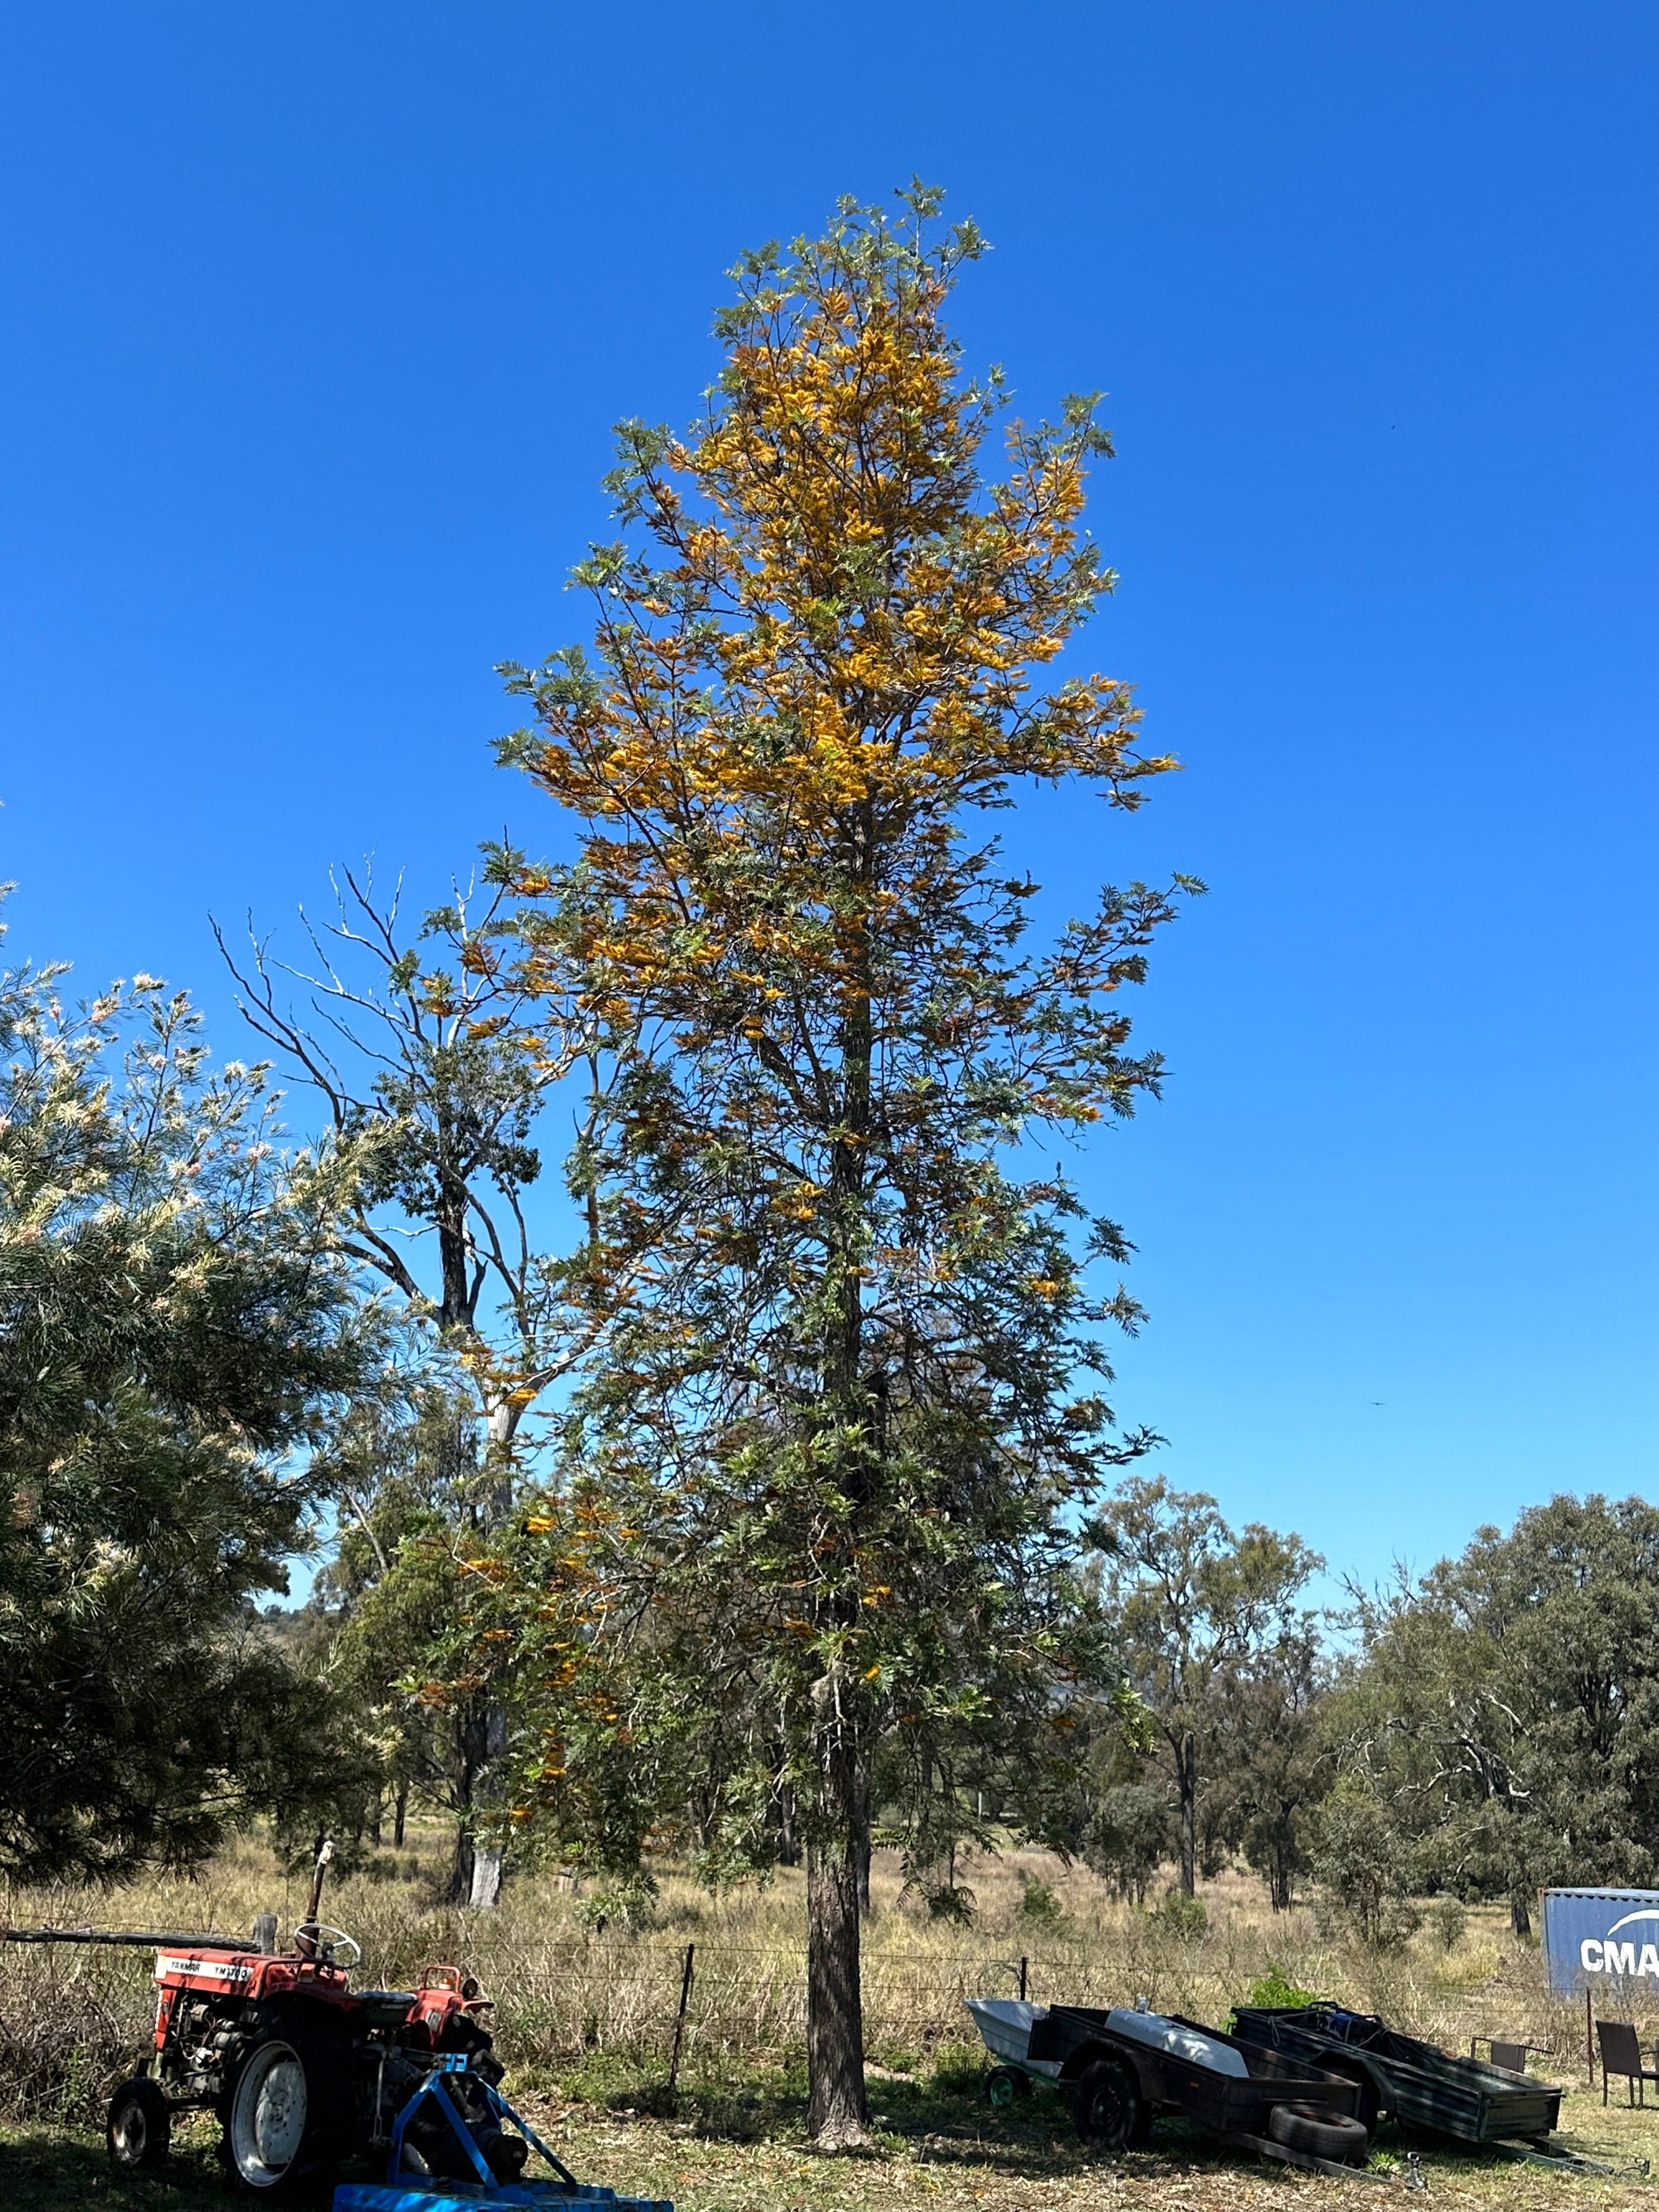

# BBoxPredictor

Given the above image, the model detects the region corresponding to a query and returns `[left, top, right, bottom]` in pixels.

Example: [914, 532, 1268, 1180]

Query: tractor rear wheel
[220, 2018, 350, 2195]
[107, 2076, 171, 2170]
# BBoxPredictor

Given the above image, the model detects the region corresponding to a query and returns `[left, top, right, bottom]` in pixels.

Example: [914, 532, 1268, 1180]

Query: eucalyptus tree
[1088, 1475, 1323, 1898]
[1333, 1493, 1659, 1935]
[218, 850, 620, 1901]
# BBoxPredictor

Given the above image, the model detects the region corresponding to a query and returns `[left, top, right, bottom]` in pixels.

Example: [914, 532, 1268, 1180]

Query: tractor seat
[353, 1990, 422, 2028]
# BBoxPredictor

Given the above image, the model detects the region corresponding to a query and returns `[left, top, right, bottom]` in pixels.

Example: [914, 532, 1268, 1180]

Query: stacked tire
[1266, 2102, 1369, 2162]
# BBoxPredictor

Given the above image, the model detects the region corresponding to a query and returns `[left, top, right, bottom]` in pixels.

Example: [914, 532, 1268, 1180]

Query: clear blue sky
[4, 2, 1656, 1595]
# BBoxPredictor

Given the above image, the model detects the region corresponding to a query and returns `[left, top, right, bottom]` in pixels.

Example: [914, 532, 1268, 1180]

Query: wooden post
[668, 1942, 696, 2098]
[1019, 1956, 1029, 2002]
[1587, 1988, 1595, 2083]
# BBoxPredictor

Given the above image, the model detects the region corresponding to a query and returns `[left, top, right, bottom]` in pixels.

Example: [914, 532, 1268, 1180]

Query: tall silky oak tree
[495, 187, 1191, 2144]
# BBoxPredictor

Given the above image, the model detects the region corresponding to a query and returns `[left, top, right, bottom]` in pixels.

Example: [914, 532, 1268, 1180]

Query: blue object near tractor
[333, 2054, 672, 2212]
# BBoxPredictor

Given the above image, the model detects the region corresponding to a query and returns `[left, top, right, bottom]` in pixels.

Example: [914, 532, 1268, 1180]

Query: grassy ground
[6, 2073, 1659, 2212]
[3, 1831, 1657, 2209]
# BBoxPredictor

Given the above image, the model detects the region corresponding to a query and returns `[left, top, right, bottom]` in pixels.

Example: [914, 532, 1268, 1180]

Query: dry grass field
[2, 1829, 1657, 2210]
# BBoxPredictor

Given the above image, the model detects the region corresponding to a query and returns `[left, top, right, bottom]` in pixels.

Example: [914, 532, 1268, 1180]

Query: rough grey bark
[805, 1812, 868, 2145]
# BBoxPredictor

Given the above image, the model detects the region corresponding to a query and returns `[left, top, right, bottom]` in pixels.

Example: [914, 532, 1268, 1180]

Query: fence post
[668, 1942, 696, 2098]
[1019, 1956, 1028, 2002]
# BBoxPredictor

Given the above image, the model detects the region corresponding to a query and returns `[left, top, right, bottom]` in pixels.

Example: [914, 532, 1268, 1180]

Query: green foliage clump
[923, 1883, 977, 1927]
[1311, 1777, 1422, 1951]
[1245, 1964, 1326, 2010]
[1428, 1894, 1467, 1951]
[0, 931, 382, 1880]
[1087, 1476, 1326, 1910]
[1077, 1780, 1170, 1904]
[1328, 1496, 1659, 1937]
[1017, 1874, 1063, 1924]
[1152, 1887, 1208, 1940]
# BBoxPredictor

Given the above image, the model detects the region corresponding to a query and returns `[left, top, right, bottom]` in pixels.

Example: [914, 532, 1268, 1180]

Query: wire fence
[0, 1877, 1596, 2117]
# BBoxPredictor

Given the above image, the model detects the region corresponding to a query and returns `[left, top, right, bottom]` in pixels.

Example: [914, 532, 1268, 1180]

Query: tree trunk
[854, 1755, 873, 1914]
[457, 1390, 521, 1910]
[802, 802, 876, 2147]
[469, 1843, 505, 1908]
[469, 1698, 508, 1906]
[806, 1831, 867, 2145]
[435, 1149, 473, 1333]
[1175, 1733, 1198, 1896]
[1510, 1890, 1532, 1939]
[450, 1821, 477, 1903]
[776, 1772, 800, 1866]
[393, 1783, 408, 1850]
[448, 1695, 491, 1903]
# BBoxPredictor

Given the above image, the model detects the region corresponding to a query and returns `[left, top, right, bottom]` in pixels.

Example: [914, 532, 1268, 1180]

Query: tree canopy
[1087, 1475, 1324, 1899]
[1330, 1492, 1659, 1935]
[0, 937, 382, 1879]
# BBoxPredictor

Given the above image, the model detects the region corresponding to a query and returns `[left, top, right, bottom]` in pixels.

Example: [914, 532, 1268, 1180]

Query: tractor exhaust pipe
[294, 1835, 334, 1957]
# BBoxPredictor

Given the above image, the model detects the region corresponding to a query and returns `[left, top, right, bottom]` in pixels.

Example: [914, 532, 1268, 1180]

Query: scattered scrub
[1153, 1889, 1209, 1941]
[1429, 1894, 1467, 1951]
[1018, 1874, 1064, 1924]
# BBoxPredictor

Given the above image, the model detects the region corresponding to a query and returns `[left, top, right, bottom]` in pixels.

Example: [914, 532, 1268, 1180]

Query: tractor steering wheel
[294, 1923, 362, 1969]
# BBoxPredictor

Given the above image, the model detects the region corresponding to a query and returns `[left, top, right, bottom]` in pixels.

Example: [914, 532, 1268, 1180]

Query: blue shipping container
[1541, 1888, 1659, 1996]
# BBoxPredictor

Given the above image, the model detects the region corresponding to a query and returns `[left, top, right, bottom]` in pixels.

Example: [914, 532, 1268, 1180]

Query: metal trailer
[966, 1998, 1370, 2170]
[1230, 2005, 1564, 2145]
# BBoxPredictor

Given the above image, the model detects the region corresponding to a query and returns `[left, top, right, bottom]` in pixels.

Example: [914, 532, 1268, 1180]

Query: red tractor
[7, 1844, 528, 2197]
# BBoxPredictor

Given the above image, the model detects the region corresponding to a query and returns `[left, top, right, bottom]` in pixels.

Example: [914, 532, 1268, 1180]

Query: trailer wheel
[220, 2019, 349, 2195]
[1327, 2060, 1384, 2132]
[107, 2076, 172, 2170]
[1267, 2102, 1369, 2162]
[986, 2066, 1029, 2108]
[1071, 2057, 1144, 2153]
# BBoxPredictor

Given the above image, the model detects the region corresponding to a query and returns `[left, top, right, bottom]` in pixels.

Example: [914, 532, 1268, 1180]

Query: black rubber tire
[107, 2075, 172, 2170]
[1071, 2057, 1144, 2153]
[1267, 2102, 1370, 2162]
[218, 2016, 351, 2195]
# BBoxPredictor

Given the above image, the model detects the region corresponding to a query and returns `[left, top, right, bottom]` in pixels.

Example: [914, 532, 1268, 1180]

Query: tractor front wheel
[107, 2076, 172, 2169]
[220, 2019, 349, 2195]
